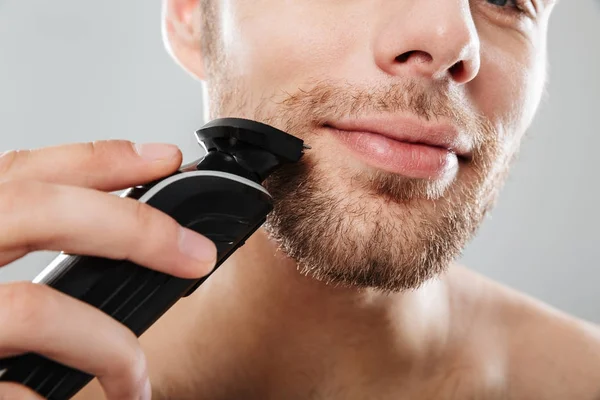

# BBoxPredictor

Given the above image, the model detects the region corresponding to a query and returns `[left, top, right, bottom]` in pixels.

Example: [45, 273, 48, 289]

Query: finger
[0, 140, 182, 191]
[0, 382, 45, 400]
[0, 282, 150, 400]
[0, 180, 216, 278]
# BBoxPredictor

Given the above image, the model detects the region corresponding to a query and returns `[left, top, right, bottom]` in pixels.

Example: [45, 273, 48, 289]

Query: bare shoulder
[449, 266, 600, 400]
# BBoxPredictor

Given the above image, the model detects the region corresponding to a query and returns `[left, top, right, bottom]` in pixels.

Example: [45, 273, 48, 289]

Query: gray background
[0, 1, 598, 323]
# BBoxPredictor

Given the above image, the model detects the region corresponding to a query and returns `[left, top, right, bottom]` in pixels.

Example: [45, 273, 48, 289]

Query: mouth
[323, 116, 472, 180]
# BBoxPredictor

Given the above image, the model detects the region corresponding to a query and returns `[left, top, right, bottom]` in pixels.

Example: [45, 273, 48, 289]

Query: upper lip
[325, 115, 473, 160]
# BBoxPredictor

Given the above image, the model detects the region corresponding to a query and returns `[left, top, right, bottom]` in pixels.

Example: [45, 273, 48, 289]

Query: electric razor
[0, 117, 306, 399]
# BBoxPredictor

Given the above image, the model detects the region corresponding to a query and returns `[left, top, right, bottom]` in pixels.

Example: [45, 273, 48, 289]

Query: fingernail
[178, 227, 217, 271]
[134, 143, 179, 161]
[141, 378, 152, 400]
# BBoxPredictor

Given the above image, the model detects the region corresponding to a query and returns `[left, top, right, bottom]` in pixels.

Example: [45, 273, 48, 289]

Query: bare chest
[256, 365, 509, 400]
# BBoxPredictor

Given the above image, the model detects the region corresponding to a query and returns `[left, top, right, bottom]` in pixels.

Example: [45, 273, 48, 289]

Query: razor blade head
[194, 118, 307, 182]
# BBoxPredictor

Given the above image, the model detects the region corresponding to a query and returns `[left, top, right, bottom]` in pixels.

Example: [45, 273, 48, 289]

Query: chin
[262, 148, 486, 293]
[229, 79, 505, 291]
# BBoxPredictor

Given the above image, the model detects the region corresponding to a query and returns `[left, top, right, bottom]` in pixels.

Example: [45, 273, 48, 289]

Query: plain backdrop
[0, 1, 598, 323]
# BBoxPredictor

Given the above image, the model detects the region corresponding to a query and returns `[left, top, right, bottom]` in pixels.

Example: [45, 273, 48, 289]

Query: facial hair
[211, 78, 510, 292]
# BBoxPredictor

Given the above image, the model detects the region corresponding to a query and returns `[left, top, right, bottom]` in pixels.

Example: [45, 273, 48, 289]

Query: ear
[161, 0, 206, 81]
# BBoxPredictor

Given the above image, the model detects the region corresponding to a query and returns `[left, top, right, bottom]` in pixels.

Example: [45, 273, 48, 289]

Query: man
[0, 0, 598, 399]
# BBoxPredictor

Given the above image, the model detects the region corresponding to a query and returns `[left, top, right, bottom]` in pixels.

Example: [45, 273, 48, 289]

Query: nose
[372, 0, 480, 85]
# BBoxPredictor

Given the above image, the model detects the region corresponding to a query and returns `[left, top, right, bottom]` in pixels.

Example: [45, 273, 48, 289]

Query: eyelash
[485, 0, 535, 18]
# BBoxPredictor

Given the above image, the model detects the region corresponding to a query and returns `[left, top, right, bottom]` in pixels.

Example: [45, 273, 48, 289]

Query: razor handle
[0, 168, 273, 399]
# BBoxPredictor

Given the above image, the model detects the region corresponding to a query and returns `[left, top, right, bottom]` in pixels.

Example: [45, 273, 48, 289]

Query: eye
[484, 0, 534, 17]
[486, 0, 518, 7]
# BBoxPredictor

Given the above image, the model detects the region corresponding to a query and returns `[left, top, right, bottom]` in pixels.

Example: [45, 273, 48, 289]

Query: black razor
[0, 118, 306, 399]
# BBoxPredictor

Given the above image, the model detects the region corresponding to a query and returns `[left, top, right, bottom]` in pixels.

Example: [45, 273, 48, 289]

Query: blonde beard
[206, 78, 508, 292]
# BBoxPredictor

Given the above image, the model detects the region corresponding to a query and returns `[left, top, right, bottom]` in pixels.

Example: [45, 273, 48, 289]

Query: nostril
[449, 61, 464, 77]
[395, 50, 432, 64]
[395, 51, 413, 63]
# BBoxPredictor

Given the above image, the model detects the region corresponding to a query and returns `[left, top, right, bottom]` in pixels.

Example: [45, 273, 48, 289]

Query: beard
[209, 78, 511, 292]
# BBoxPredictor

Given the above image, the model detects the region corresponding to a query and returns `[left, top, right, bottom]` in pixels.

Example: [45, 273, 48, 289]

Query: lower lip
[327, 127, 459, 179]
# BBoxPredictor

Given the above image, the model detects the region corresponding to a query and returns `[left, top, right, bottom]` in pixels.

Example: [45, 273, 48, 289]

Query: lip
[324, 116, 472, 179]
[325, 116, 472, 160]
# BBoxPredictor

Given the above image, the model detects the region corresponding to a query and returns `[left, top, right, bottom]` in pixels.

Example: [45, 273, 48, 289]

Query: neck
[149, 229, 457, 399]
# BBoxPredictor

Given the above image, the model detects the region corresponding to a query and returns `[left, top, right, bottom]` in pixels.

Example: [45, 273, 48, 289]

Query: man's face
[185, 0, 554, 291]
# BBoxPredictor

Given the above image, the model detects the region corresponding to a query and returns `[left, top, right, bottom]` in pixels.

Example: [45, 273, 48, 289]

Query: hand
[0, 141, 217, 399]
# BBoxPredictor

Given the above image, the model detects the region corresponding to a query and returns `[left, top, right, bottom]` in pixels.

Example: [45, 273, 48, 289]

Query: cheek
[474, 34, 547, 149]
[221, 1, 367, 95]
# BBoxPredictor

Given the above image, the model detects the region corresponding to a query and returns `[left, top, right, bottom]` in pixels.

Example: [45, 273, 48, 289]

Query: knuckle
[80, 141, 106, 167]
[76, 140, 138, 180]
[81, 141, 98, 159]
[130, 347, 148, 386]
[127, 201, 162, 256]
[0, 150, 29, 176]
[118, 198, 176, 264]
[131, 200, 159, 233]
[110, 344, 148, 397]
[0, 282, 52, 335]
[82, 140, 136, 161]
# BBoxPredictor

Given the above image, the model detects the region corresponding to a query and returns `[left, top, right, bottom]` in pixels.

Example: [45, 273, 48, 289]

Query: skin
[149, 0, 596, 398]
[0, 142, 217, 400]
[1, 0, 599, 399]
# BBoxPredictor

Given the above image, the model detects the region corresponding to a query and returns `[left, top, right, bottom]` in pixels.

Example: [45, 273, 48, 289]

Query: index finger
[0, 140, 183, 191]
